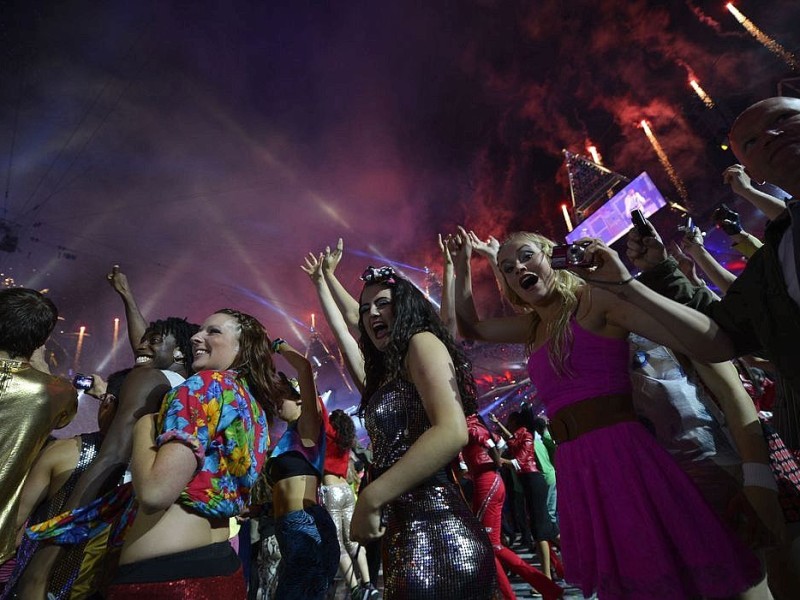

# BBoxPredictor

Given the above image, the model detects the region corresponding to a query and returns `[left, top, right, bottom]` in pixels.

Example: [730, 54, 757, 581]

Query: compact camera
[551, 242, 593, 269]
[677, 215, 694, 233]
[72, 373, 94, 391]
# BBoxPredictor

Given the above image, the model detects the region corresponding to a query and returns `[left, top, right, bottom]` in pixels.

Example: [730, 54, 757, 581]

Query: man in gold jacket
[0, 288, 77, 570]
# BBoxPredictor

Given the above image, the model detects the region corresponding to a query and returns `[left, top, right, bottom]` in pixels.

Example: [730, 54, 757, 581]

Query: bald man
[629, 96, 800, 429]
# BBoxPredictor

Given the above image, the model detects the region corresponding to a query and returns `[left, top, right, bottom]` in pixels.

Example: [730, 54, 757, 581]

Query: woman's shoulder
[175, 370, 241, 392]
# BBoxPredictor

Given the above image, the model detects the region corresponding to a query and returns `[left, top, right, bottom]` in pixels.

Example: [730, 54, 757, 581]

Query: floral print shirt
[157, 370, 269, 518]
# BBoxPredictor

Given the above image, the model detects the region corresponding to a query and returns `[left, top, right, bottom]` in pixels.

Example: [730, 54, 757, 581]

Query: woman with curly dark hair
[349, 266, 496, 600]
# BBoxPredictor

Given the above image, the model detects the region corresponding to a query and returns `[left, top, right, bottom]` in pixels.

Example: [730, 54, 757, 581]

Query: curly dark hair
[147, 317, 199, 374]
[329, 409, 356, 451]
[358, 277, 477, 417]
[216, 308, 281, 421]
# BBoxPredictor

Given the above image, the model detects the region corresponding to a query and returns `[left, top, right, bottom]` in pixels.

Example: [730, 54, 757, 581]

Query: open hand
[468, 231, 500, 262]
[301, 252, 324, 281]
[322, 238, 344, 274]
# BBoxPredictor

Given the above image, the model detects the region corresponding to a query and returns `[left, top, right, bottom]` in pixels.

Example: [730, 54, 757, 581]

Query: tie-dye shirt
[157, 370, 269, 518]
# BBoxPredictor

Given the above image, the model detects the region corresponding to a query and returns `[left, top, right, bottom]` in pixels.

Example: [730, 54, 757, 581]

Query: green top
[533, 429, 556, 486]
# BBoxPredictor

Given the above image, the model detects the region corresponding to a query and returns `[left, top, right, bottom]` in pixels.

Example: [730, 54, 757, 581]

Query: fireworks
[688, 78, 715, 108]
[586, 144, 603, 165]
[640, 120, 688, 202]
[561, 203, 574, 232]
[73, 325, 87, 372]
[726, 3, 799, 70]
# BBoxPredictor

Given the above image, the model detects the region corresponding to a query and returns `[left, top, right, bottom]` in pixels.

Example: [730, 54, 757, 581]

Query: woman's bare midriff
[272, 474, 320, 517]
[119, 503, 230, 565]
[323, 473, 347, 486]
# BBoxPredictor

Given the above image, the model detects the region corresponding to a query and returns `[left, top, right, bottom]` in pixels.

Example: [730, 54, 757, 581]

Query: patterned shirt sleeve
[156, 373, 212, 470]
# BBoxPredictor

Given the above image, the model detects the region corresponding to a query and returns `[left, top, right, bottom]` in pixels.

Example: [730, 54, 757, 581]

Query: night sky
[1, 0, 798, 384]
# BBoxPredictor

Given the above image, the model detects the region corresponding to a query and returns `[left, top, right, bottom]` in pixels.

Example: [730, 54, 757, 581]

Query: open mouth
[371, 321, 389, 340]
[134, 355, 152, 366]
[520, 273, 539, 290]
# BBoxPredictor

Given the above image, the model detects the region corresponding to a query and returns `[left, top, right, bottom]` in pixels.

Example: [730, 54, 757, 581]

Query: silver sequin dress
[365, 378, 496, 600]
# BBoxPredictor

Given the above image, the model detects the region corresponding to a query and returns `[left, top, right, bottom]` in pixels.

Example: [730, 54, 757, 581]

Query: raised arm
[577, 239, 738, 363]
[467, 231, 507, 298]
[350, 332, 469, 543]
[723, 165, 786, 221]
[679, 227, 736, 294]
[321, 239, 361, 334]
[452, 227, 530, 344]
[272, 339, 322, 440]
[302, 252, 365, 392]
[437, 234, 456, 338]
[107, 265, 148, 353]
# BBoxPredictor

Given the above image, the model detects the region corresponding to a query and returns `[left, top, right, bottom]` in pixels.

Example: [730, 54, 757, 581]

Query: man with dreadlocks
[18, 266, 199, 598]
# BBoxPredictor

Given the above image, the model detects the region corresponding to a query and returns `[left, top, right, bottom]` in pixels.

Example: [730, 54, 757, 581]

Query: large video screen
[565, 172, 667, 246]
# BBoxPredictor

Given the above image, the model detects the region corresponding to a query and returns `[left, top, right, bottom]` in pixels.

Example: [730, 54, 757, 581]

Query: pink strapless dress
[528, 320, 761, 599]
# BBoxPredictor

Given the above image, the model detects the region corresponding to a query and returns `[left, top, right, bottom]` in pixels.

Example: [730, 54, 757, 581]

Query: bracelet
[742, 462, 778, 491]
[581, 275, 635, 286]
[271, 338, 286, 353]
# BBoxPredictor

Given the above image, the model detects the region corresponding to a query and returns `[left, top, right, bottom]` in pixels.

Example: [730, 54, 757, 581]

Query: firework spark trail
[586, 143, 603, 165]
[640, 120, 688, 202]
[726, 3, 799, 70]
[688, 78, 715, 108]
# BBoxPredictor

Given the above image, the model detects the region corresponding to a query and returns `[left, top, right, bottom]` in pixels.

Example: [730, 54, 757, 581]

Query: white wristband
[742, 462, 778, 492]
[486, 439, 496, 449]
[496, 438, 507, 450]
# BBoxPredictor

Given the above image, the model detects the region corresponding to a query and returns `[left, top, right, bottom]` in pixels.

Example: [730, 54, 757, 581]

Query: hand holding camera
[713, 204, 743, 236]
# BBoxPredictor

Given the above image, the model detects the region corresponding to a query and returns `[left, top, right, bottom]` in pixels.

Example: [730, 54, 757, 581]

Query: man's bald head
[730, 96, 800, 197]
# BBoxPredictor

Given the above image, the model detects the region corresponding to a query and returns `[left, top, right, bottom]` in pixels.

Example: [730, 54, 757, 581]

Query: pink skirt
[556, 421, 761, 599]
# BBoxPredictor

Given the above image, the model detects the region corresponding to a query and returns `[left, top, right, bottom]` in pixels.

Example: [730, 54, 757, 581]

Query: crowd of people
[0, 95, 799, 599]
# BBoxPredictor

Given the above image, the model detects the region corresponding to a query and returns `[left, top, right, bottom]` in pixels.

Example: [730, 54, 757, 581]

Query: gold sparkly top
[0, 359, 77, 562]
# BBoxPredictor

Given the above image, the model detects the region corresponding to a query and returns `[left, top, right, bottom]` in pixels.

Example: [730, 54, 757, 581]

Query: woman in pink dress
[453, 230, 767, 599]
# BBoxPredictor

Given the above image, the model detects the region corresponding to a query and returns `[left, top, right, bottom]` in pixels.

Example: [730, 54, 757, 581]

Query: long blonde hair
[498, 232, 584, 375]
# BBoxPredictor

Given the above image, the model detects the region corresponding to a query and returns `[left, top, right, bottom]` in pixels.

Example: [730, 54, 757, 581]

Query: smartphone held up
[72, 373, 94, 391]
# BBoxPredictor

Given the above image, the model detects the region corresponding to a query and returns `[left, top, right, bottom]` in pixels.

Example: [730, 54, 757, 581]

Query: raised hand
[572, 237, 633, 285]
[321, 238, 344, 274]
[679, 225, 705, 256]
[301, 252, 324, 281]
[625, 218, 668, 272]
[468, 231, 500, 262]
[106, 265, 132, 297]
[670, 243, 704, 288]
[723, 164, 755, 195]
[438, 233, 454, 266]
[712, 204, 743, 236]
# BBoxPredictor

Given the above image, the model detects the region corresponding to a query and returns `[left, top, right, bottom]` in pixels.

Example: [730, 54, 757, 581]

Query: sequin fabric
[365, 378, 496, 600]
[106, 567, 246, 599]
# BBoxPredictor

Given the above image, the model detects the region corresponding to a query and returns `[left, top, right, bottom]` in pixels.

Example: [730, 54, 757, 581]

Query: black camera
[630, 209, 651, 237]
[551, 242, 593, 269]
[72, 373, 94, 391]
